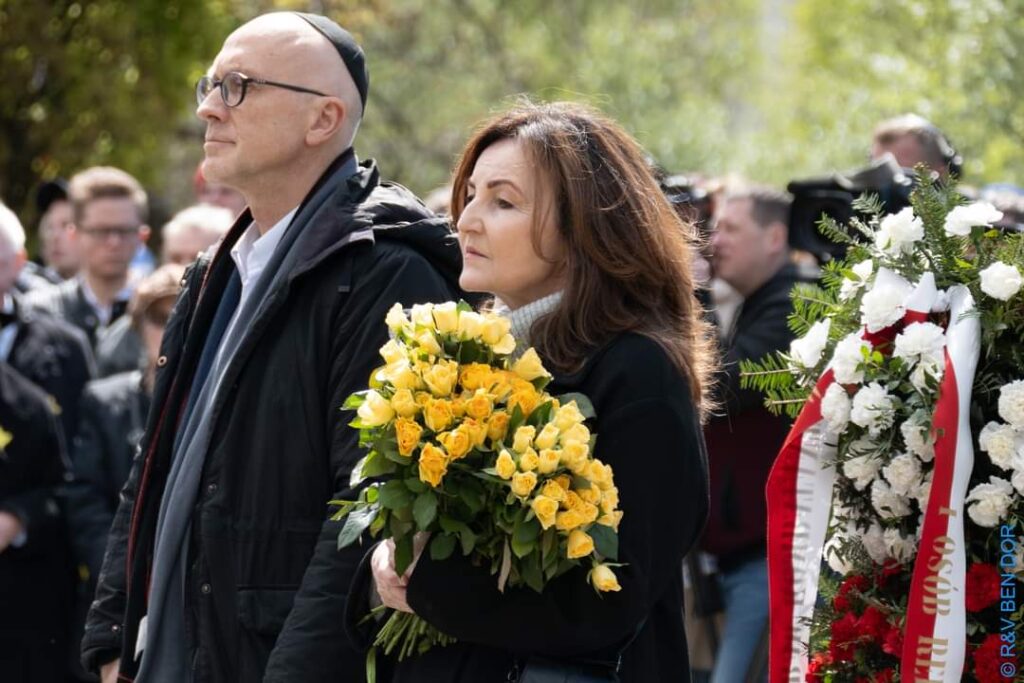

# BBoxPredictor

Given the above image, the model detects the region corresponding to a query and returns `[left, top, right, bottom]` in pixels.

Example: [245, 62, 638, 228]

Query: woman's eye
[465, 193, 475, 204]
[496, 198, 514, 209]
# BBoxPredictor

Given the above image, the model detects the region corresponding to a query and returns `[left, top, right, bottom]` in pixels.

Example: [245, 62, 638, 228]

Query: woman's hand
[371, 533, 429, 613]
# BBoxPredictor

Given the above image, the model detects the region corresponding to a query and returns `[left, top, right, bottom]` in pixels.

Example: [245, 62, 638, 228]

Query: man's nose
[196, 89, 226, 122]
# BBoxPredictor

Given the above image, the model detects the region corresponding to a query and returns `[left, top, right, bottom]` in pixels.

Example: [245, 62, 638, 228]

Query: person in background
[193, 163, 247, 217]
[0, 200, 94, 441]
[701, 186, 812, 683]
[160, 204, 234, 265]
[870, 113, 960, 180]
[0, 360, 72, 683]
[35, 179, 81, 283]
[26, 167, 151, 359]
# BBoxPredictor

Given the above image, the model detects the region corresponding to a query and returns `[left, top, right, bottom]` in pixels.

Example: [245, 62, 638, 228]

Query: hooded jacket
[81, 157, 465, 683]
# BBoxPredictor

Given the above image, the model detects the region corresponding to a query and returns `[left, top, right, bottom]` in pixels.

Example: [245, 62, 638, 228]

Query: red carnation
[856, 606, 888, 640]
[830, 612, 861, 663]
[882, 624, 903, 656]
[805, 652, 830, 681]
[965, 563, 1001, 613]
[872, 668, 895, 683]
[834, 574, 870, 612]
[973, 633, 1009, 683]
[874, 561, 905, 588]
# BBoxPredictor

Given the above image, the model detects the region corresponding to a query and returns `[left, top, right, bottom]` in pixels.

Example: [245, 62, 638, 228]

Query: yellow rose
[415, 330, 442, 356]
[531, 495, 559, 529]
[461, 418, 487, 447]
[600, 487, 620, 513]
[423, 398, 454, 432]
[395, 417, 423, 456]
[379, 338, 406, 365]
[566, 529, 594, 559]
[562, 490, 585, 512]
[556, 509, 585, 531]
[459, 363, 492, 391]
[511, 471, 538, 497]
[423, 360, 458, 397]
[418, 443, 449, 487]
[508, 387, 541, 419]
[464, 390, 493, 420]
[450, 396, 467, 418]
[512, 348, 550, 382]
[386, 361, 422, 391]
[562, 439, 590, 474]
[590, 564, 622, 592]
[385, 303, 409, 331]
[456, 310, 484, 340]
[586, 461, 613, 490]
[410, 303, 434, 327]
[540, 479, 566, 502]
[553, 402, 585, 431]
[390, 389, 420, 418]
[560, 423, 591, 446]
[432, 302, 459, 334]
[486, 410, 510, 443]
[414, 391, 432, 407]
[488, 370, 516, 400]
[495, 449, 517, 480]
[518, 447, 539, 471]
[511, 426, 536, 453]
[357, 390, 394, 427]
[580, 502, 599, 524]
[597, 510, 623, 531]
[438, 427, 472, 460]
[537, 448, 560, 474]
[480, 314, 512, 345]
[534, 423, 560, 450]
[554, 474, 572, 491]
[492, 333, 516, 355]
[578, 484, 601, 505]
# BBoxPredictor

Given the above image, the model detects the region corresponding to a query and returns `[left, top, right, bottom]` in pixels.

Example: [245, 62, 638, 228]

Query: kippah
[293, 12, 369, 111]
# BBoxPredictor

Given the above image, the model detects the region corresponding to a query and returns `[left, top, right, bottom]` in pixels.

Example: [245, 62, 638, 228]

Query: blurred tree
[0, 0, 233, 224]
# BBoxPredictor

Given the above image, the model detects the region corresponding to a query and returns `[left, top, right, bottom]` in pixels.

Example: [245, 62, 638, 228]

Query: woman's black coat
[348, 333, 709, 682]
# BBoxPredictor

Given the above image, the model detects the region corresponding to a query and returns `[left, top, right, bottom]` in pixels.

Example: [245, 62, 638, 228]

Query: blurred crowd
[0, 111, 1021, 682]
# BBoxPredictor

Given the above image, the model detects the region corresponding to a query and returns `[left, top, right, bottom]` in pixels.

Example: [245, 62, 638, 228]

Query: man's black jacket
[81, 158, 465, 682]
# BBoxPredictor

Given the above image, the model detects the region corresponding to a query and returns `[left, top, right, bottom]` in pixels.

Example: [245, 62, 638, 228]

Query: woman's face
[456, 138, 565, 309]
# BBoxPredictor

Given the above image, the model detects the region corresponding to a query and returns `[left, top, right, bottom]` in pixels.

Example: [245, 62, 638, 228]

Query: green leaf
[413, 492, 438, 530]
[369, 510, 387, 535]
[556, 392, 596, 419]
[459, 527, 476, 555]
[360, 451, 397, 479]
[456, 300, 474, 313]
[429, 533, 457, 561]
[337, 505, 377, 549]
[589, 524, 619, 561]
[511, 510, 541, 558]
[526, 400, 554, 428]
[394, 532, 414, 575]
[342, 392, 367, 410]
[456, 479, 485, 513]
[405, 477, 428, 494]
[378, 480, 412, 510]
[507, 403, 526, 437]
[521, 552, 544, 593]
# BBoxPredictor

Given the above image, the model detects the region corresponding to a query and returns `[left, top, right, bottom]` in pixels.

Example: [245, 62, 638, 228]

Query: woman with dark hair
[355, 101, 714, 682]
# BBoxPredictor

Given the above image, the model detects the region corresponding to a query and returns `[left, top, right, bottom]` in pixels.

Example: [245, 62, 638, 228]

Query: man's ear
[768, 220, 789, 254]
[139, 225, 152, 245]
[307, 99, 346, 147]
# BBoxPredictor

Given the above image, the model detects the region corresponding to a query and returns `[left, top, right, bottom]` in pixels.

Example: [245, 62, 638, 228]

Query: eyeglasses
[78, 226, 141, 241]
[196, 71, 328, 108]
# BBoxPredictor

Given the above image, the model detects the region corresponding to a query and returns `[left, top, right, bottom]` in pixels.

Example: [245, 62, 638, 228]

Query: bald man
[81, 14, 464, 683]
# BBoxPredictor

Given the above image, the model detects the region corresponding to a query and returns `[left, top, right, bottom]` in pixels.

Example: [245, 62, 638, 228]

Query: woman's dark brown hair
[450, 100, 717, 417]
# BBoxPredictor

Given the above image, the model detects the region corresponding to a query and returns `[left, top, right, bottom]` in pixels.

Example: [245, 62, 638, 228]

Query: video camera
[787, 155, 915, 263]
[659, 174, 715, 239]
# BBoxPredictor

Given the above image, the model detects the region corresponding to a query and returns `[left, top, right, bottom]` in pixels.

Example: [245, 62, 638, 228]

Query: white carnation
[900, 416, 935, 462]
[883, 452, 922, 496]
[998, 380, 1024, 428]
[943, 201, 1003, 237]
[850, 382, 897, 436]
[966, 476, 1015, 528]
[839, 260, 874, 301]
[832, 333, 872, 385]
[931, 288, 951, 313]
[871, 478, 913, 519]
[843, 452, 882, 491]
[789, 319, 831, 369]
[1012, 468, 1024, 497]
[883, 527, 917, 564]
[862, 522, 890, 564]
[979, 261, 1023, 301]
[820, 382, 852, 435]
[874, 207, 924, 255]
[979, 421, 1019, 470]
[893, 321, 946, 368]
[860, 281, 911, 333]
[825, 524, 856, 575]
[914, 472, 933, 510]
[910, 358, 944, 394]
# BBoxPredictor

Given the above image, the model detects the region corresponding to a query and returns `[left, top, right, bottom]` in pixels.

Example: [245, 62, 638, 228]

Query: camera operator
[870, 113, 961, 180]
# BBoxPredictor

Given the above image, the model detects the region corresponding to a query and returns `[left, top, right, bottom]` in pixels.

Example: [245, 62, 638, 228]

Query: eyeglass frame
[196, 71, 328, 108]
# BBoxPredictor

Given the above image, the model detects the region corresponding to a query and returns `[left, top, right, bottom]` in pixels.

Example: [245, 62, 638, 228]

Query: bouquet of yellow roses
[335, 301, 624, 671]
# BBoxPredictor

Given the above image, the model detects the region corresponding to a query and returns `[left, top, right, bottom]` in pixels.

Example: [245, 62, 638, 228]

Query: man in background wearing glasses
[26, 167, 150, 372]
[82, 12, 463, 683]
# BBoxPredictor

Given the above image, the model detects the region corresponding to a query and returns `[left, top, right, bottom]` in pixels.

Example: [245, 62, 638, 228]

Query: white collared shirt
[79, 276, 133, 327]
[0, 293, 17, 361]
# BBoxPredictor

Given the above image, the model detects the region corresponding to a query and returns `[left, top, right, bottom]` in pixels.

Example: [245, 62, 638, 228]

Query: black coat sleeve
[402, 392, 707, 659]
[263, 246, 456, 683]
[65, 388, 118, 584]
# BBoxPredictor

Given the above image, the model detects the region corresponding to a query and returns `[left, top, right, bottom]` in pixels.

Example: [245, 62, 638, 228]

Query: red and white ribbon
[900, 285, 979, 682]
